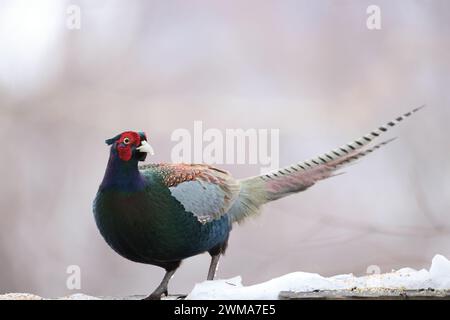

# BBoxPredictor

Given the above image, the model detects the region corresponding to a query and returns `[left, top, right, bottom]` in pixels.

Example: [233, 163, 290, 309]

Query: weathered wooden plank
[97, 294, 187, 300]
[279, 289, 450, 300]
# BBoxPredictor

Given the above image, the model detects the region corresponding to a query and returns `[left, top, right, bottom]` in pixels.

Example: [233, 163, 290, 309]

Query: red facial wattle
[117, 144, 132, 161]
[116, 131, 142, 161]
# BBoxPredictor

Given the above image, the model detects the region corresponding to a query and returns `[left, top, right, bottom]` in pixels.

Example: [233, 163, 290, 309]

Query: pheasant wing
[140, 163, 240, 223]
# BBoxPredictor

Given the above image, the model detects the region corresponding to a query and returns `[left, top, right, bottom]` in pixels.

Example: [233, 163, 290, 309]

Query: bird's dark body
[93, 167, 231, 270]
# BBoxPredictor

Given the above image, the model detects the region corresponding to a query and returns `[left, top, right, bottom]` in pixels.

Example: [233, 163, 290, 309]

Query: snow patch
[57, 293, 101, 300]
[187, 254, 450, 300]
[429, 254, 450, 289]
[0, 293, 43, 300]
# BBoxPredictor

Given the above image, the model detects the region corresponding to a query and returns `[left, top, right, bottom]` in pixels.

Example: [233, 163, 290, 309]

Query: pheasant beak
[137, 140, 155, 155]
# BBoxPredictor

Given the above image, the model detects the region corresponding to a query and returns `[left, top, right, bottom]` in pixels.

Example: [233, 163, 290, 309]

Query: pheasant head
[105, 131, 154, 162]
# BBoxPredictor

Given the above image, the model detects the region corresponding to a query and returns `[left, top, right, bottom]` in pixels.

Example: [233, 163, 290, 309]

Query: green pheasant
[93, 107, 423, 299]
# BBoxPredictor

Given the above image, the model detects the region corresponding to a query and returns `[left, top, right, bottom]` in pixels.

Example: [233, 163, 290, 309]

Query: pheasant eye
[123, 137, 131, 145]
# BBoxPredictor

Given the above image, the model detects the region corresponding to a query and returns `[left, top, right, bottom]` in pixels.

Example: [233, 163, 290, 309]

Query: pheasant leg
[143, 269, 177, 300]
[207, 254, 221, 280]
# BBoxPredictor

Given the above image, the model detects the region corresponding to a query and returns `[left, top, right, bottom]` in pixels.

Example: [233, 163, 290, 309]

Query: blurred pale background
[0, 0, 449, 297]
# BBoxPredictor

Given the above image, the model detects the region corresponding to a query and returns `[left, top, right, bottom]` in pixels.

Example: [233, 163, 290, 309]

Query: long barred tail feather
[228, 106, 423, 223]
[269, 105, 423, 178]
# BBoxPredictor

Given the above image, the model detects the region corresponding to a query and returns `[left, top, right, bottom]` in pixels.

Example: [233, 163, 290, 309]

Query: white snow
[429, 254, 450, 289]
[0, 293, 101, 300]
[57, 293, 101, 300]
[0, 293, 43, 300]
[187, 254, 450, 300]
